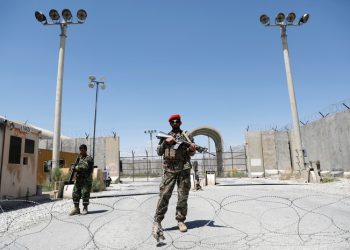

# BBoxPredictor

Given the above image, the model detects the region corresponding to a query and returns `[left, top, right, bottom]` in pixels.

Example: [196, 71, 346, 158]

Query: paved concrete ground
[1, 178, 350, 249]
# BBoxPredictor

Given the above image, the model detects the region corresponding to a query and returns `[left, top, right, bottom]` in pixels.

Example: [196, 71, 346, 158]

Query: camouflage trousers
[72, 176, 92, 206]
[154, 169, 191, 223]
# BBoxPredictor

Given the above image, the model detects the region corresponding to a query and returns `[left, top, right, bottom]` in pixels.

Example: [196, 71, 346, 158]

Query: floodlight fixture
[77, 9, 87, 22]
[298, 13, 310, 25]
[260, 14, 270, 26]
[259, 11, 310, 174]
[286, 12, 296, 23]
[275, 12, 285, 24]
[35, 11, 47, 24]
[34, 8, 87, 171]
[88, 75, 107, 162]
[49, 9, 60, 21]
[144, 129, 157, 158]
[62, 9, 72, 21]
[100, 83, 106, 90]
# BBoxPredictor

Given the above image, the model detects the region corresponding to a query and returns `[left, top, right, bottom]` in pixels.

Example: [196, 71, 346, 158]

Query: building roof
[0, 115, 70, 139]
[0, 116, 6, 124]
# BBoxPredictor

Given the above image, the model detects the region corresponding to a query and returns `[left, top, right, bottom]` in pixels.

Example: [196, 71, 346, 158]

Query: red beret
[168, 114, 181, 122]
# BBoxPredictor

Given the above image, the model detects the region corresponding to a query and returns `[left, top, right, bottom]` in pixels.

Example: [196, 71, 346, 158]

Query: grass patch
[225, 168, 247, 178]
[279, 171, 292, 180]
[321, 176, 336, 183]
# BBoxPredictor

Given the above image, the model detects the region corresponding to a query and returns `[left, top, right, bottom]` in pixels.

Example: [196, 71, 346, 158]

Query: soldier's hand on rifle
[70, 164, 76, 171]
[189, 143, 196, 152]
[165, 137, 176, 144]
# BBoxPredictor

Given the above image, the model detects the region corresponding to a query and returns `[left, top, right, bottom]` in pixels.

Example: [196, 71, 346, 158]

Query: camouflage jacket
[157, 130, 195, 173]
[75, 155, 94, 178]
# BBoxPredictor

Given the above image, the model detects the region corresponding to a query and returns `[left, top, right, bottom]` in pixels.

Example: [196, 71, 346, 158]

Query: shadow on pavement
[164, 220, 225, 231]
[87, 209, 109, 214]
[90, 192, 159, 199]
[0, 195, 53, 213]
[156, 242, 167, 247]
[217, 183, 306, 186]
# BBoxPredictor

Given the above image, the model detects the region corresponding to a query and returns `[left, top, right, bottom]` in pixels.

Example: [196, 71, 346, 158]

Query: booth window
[59, 159, 65, 168]
[25, 139, 35, 154]
[9, 136, 22, 164]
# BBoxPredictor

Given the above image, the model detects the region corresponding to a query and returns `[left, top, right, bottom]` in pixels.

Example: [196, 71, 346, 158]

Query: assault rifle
[156, 131, 216, 156]
[66, 158, 79, 185]
[65, 165, 75, 185]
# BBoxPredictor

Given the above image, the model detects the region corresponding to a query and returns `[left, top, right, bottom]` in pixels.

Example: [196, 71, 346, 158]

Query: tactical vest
[163, 130, 192, 171]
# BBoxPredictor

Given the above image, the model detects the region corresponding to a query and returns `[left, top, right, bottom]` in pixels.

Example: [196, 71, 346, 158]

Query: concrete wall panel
[246, 110, 350, 175]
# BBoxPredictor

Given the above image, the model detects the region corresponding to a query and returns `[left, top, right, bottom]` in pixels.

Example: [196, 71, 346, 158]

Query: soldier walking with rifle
[152, 114, 197, 242]
[69, 144, 94, 216]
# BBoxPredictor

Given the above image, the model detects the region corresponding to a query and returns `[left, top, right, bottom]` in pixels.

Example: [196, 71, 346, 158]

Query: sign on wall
[251, 158, 262, 167]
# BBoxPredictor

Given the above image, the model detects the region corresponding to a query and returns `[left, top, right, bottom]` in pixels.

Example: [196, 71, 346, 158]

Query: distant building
[39, 137, 120, 182]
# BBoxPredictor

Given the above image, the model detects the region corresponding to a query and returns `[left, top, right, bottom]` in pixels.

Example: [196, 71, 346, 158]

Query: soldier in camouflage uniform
[192, 161, 202, 190]
[69, 144, 94, 216]
[152, 114, 196, 240]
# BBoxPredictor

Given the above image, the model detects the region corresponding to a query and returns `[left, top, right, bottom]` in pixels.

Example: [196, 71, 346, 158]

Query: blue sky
[0, 0, 349, 154]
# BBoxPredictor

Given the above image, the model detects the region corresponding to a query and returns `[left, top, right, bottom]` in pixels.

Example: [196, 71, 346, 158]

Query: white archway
[190, 126, 224, 175]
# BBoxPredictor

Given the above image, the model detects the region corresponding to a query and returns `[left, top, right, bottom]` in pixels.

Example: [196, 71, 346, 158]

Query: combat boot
[81, 205, 88, 215]
[152, 221, 165, 242]
[69, 205, 80, 216]
[178, 222, 187, 232]
[195, 183, 202, 190]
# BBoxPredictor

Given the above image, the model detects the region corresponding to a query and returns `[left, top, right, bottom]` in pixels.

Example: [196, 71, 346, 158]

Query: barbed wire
[299, 98, 350, 126]
[1, 188, 350, 249]
[61, 128, 119, 139]
[247, 98, 350, 132]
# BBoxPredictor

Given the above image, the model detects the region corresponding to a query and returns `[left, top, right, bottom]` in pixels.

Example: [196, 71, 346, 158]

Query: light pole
[260, 12, 310, 173]
[35, 9, 87, 170]
[88, 76, 106, 164]
[144, 130, 157, 158]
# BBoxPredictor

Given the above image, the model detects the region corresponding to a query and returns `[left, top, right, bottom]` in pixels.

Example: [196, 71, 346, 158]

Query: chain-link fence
[120, 146, 247, 181]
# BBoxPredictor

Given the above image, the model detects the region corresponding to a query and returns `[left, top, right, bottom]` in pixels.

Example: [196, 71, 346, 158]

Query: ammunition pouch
[164, 148, 176, 160]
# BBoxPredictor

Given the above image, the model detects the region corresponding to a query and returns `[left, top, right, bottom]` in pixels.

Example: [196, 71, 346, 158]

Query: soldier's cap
[168, 114, 181, 122]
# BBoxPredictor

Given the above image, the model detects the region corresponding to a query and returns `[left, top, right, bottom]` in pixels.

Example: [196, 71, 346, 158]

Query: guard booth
[0, 117, 40, 199]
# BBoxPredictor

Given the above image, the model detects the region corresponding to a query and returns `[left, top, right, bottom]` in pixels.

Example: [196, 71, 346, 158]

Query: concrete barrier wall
[246, 110, 350, 175]
[302, 111, 350, 172]
[275, 132, 292, 172]
[245, 131, 264, 175]
[262, 132, 277, 171]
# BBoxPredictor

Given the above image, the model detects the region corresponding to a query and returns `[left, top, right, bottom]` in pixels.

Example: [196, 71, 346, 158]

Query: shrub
[42, 181, 53, 192]
[321, 176, 336, 183]
[91, 178, 105, 192]
[51, 167, 62, 182]
[233, 171, 247, 178]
